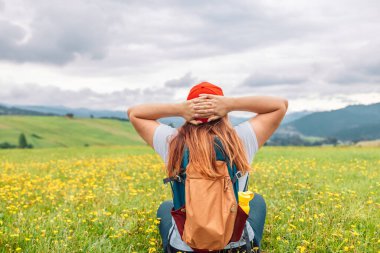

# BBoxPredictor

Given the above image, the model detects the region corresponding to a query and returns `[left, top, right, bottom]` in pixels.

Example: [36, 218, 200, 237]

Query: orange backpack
[163, 137, 251, 252]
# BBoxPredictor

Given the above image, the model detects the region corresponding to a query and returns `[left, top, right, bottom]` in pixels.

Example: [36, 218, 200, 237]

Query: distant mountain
[5, 104, 249, 127]
[0, 105, 56, 116]
[282, 102, 380, 141]
[158, 111, 310, 127]
[159, 111, 316, 127]
[4, 103, 379, 142]
[16, 105, 127, 119]
[282, 110, 314, 124]
[158, 115, 249, 128]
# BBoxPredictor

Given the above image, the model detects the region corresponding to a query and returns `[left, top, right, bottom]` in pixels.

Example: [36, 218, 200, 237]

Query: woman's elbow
[277, 99, 288, 118]
[283, 99, 289, 111]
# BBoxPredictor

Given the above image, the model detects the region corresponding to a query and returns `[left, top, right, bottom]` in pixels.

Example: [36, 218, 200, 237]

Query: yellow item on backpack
[238, 191, 254, 214]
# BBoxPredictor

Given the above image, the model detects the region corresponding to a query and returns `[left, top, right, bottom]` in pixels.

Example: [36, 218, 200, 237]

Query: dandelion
[297, 245, 306, 253]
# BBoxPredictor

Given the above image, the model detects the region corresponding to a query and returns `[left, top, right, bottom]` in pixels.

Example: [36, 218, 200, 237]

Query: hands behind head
[181, 93, 229, 125]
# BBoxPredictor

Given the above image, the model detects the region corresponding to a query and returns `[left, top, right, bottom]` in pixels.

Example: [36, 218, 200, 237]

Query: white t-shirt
[153, 120, 259, 251]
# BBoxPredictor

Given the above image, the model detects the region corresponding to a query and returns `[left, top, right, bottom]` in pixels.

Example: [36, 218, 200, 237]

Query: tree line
[0, 133, 33, 149]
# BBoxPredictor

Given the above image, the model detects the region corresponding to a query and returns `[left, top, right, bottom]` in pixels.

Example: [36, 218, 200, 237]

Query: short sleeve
[233, 120, 259, 164]
[153, 123, 178, 164]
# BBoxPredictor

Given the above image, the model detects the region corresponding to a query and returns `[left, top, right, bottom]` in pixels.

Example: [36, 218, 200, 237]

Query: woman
[127, 82, 288, 252]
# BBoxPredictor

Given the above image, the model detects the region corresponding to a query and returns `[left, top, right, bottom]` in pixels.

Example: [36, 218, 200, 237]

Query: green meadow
[0, 116, 144, 148]
[0, 116, 379, 252]
[0, 145, 379, 252]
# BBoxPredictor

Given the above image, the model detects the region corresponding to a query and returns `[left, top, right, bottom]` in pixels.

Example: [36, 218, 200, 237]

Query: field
[0, 146, 379, 252]
[0, 116, 144, 148]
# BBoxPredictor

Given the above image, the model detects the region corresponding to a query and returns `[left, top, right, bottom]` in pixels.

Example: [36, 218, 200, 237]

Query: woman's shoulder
[153, 123, 178, 164]
[233, 121, 259, 164]
[154, 123, 178, 140]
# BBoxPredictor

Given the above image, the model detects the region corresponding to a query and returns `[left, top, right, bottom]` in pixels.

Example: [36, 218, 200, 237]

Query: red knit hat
[187, 81, 224, 123]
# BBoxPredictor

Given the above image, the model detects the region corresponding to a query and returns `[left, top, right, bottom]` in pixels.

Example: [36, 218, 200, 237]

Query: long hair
[166, 116, 251, 178]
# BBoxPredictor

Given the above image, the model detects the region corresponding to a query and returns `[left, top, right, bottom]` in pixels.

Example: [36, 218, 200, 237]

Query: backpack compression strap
[162, 145, 189, 210]
[163, 168, 186, 184]
[213, 136, 241, 203]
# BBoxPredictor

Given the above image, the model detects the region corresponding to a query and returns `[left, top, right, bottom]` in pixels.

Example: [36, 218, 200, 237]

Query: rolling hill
[1, 102, 379, 148]
[0, 115, 255, 149]
[0, 116, 145, 148]
[282, 102, 380, 141]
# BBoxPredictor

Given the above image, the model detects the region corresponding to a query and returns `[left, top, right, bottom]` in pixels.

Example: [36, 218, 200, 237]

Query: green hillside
[0, 116, 145, 148]
[283, 102, 380, 141]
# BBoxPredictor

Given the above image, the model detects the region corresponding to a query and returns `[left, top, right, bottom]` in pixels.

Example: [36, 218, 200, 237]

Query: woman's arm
[126, 98, 206, 147]
[194, 94, 288, 148]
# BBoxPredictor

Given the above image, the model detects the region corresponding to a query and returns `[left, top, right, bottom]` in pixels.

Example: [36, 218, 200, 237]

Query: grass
[0, 116, 144, 148]
[0, 146, 379, 252]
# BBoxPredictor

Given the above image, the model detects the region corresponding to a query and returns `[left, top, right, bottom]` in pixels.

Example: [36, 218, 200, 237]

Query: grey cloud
[332, 71, 380, 85]
[0, 0, 112, 64]
[0, 20, 26, 48]
[148, 2, 316, 60]
[241, 73, 306, 87]
[0, 82, 180, 110]
[0, 0, 380, 113]
[233, 38, 380, 99]
[231, 79, 380, 100]
[326, 41, 380, 85]
[0, 0, 319, 65]
[164, 72, 197, 88]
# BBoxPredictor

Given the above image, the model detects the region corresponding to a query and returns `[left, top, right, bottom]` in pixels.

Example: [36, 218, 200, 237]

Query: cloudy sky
[1, 0, 379, 114]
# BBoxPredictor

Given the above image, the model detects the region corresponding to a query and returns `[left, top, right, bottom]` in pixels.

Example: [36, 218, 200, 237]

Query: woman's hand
[180, 97, 211, 125]
[194, 94, 231, 122]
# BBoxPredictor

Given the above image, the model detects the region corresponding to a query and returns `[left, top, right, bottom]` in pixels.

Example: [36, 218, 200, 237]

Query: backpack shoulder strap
[243, 172, 249, 192]
[162, 145, 188, 210]
[213, 136, 241, 203]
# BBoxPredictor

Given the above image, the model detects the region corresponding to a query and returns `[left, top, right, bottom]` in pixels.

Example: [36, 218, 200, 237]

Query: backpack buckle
[175, 175, 183, 183]
[232, 171, 243, 184]
[163, 174, 184, 184]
